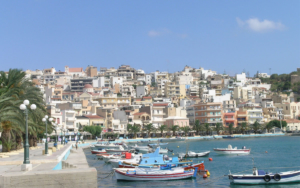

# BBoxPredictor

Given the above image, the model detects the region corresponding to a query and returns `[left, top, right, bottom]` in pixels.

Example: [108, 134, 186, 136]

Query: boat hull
[229, 171, 300, 185]
[91, 150, 106, 154]
[115, 170, 194, 181]
[214, 149, 250, 155]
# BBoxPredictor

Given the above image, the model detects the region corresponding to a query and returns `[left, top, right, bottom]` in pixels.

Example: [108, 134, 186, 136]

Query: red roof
[153, 103, 168, 106]
[143, 96, 152, 99]
[69, 68, 83, 72]
[135, 99, 142, 101]
[84, 115, 103, 119]
[84, 84, 93, 89]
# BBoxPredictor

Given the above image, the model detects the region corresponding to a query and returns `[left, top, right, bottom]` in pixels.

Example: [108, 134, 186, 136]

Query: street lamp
[19, 100, 36, 171]
[42, 115, 53, 155]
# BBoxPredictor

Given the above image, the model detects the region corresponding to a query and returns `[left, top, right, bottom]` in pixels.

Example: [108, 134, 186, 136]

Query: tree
[0, 69, 48, 152]
[215, 122, 223, 135]
[239, 122, 248, 134]
[265, 123, 274, 133]
[194, 120, 201, 135]
[268, 120, 287, 129]
[227, 123, 234, 135]
[131, 124, 140, 138]
[180, 126, 190, 137]
[95, 126, 102, 137]
[170, 125, 179, 136]
[204, 123, 210, 135]
[158, 125, 167, 137]
[144, 123, 153, 137]
[252, 120, 261, 134]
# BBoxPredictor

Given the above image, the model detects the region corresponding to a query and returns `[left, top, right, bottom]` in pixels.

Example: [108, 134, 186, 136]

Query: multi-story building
[223, 111, 237, 127]
[274, 102, 300, 119]
[85, 65, 98, 77]
[117, 65, 136, 79]
[95, 96, 131, 108]
[65, 66, 85, 78]
[247, 108, 263, 124]
[164, 82, 186, 99]
[223, 100, 236, 112]
[151, 103, 168, 128]
[70, 78, 93, 92]
[237, 111, 248, 125]
[61, 110, 77, 132]
[194, 102, 223, 126]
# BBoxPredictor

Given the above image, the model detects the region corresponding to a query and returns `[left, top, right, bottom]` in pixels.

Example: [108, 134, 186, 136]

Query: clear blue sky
[1, 1, 299, 76]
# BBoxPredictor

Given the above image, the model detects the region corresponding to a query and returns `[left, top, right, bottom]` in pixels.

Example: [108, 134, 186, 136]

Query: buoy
[172, 153, 174, 155]
[177, 146, 179, 148]
[203, 174, 208, 178]
[209, 158, 213, 161]
[206, 170, 210, 176]
[265, 151, 268, 153]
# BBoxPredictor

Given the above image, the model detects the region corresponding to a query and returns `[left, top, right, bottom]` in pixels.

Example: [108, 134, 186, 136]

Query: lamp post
[60, 127, 63, 145]
[63, 129, 66, 145]
[19, 100, 36, 171]
[42, 115, 53, 155]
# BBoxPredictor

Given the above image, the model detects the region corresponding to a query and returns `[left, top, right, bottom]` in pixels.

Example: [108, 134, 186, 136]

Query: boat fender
[203, 174, 207, 178]
[206, 170, 210, 176]
[274, 174, 281, 181]
[264, 175, 271, 182]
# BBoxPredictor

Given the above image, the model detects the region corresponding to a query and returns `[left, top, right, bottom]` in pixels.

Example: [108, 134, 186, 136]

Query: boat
[109, 153, 142, 168]
[179, 151, 210, 158]
[228, 167, 300, 185]
[94, 143, 121, 149]
[106, 146, 129, 154]
[114, 166, 198, 181]
[222, 135, 236, 139]
[214, 145, 250, 155]
[91, 149, 107, 154]
[101, 154, 122, 162]
[149, 143, 168, 146]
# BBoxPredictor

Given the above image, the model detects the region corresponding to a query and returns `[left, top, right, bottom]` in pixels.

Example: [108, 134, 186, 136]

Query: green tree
[180, 126, 190, 137]
[170, 125, 179, 136]
[227, 123, 234, 135]
[158, 125, 167, 137]
[215, 122, 223, 135]
[204, 123, 210, 135]
[144, 123, 153, 137]
[131, 124, 140, 138]
[95, 126, 102, 137]
[252, 121, 261, 134]
[265, 123, 274, 133]
[194, 120, 201, 135]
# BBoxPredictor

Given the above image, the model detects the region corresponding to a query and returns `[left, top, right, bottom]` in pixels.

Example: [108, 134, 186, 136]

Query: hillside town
[23, 65, 300, 139]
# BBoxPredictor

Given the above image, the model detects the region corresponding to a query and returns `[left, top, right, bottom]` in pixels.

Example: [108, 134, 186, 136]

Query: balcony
[142, 120, 151, 123]
[249, 116, 263, 119]
[153, 112, 165, 116]
[207, 114, 222, 117]
[207, 120, 223, 123]
[67, 117, 75, 122]
[224, 118, 235, 121]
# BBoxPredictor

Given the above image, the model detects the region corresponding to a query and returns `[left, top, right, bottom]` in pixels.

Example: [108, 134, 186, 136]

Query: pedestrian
[96, 136, 98, 141]
[75, 142, 78, 150]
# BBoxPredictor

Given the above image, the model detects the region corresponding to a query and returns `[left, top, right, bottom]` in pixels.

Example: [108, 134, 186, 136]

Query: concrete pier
[0, 143, 97, 188]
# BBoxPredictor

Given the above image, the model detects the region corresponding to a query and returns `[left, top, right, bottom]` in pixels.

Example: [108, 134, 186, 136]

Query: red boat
[91, 150, 107, 154]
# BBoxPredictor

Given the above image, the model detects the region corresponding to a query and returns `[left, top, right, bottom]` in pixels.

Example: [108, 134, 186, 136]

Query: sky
[1, 1, 300, 76]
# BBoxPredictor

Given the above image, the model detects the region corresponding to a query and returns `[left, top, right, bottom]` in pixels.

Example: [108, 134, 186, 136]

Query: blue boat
[222, 135, 236, 139]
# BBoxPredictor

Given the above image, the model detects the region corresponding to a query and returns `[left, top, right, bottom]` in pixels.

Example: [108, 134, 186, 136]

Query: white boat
[102, 154, 122, 162]
[94, 143, 120, 149]
[179, 151, 210, 158]
[106, 146, 129, 154]
[228, 167, 300, 185]
[114, 167, 197, 181]
[109, 154, 142, 168]
[214, 145, 250, 155]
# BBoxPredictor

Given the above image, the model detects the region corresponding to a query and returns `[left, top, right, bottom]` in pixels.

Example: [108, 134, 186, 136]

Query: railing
[224, 118, 235, 120]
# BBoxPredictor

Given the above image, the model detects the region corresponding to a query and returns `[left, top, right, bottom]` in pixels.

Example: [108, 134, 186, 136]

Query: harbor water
[84, 136, 300, 187]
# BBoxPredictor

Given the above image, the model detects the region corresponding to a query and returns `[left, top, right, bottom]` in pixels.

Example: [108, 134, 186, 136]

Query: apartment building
[194, 102, 223, 126]
[274, 102, 300, 119]
[247, 108, 263, 124]
[61, 110, 77, 131]
[94, 96, 131, 108]
[223, 111, 237, 127]
[85, 65, 98, 77]
[236, 111, 248, 125]
[164, 82, 186, 99]
[151, 103, 168, 128]
[223, 100, 236, 112]
[70, 78, 93, 92]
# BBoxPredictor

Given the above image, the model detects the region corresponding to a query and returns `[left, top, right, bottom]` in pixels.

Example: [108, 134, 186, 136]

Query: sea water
[84, 136, 300, 188]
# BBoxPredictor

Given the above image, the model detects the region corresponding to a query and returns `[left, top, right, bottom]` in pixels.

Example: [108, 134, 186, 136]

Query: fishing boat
[106, 146, 129, 154]
[94, 143, 121, 149]
[214, 145, 250, 155]
[109, 153, 142, 168]
[228, 167, 300, 185]
[101, 154, 122, 162]
[179, 151, 210, 158]
[91, 149, 107, 154]
[222, 135, 236, 139]
[114, 166, 198, 181]
[149, 143, 168, 146]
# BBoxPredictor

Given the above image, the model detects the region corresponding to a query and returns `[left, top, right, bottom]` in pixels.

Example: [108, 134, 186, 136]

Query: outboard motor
[243, 146, 246, 149]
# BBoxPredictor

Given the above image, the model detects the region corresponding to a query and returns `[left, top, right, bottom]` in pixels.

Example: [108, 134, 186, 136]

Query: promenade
[0, 142, 97, 188]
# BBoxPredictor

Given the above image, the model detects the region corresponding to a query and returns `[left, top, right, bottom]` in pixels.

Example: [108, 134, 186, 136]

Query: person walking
[96, 136, 98, 141]
[75, 142, 78, 150]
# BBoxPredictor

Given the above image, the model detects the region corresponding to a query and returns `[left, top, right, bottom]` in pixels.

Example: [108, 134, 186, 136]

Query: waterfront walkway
[0, 142, 97, 188]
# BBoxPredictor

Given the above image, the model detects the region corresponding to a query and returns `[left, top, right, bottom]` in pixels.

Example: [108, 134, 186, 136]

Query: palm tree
[252, 120, 261, 134]
[227, 123, 234, 135]
[127, 124, 133, 137]
[0, 69, 48, 152]
[170, 125, 179, 137]
[239, 122, 248, 134]
[152, 128, 158, 137]
[181, 126, 190, 137]
[204, 123, 210, 135]
[194, 120, 201, 135]
[158, 125, 167, 137]
[144, 123, 153, 137]
[265, 123, 274, 133]
[130, 124, 140, 138]
[215, 122, 223, 135]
